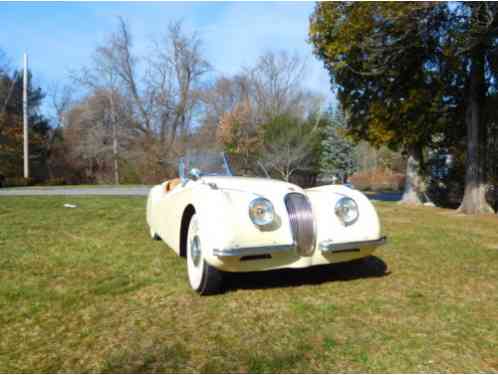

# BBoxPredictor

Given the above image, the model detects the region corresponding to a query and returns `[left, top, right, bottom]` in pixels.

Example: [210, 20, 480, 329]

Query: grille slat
[285, 193, 315, 256]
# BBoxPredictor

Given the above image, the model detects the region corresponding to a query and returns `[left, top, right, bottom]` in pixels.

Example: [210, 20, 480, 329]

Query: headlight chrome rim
[249, 197, 275, 227]
[335, 197, 359, 226]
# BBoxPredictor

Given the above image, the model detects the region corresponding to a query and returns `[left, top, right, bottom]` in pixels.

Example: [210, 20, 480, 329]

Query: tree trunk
[109, 93, 120, 185]
[112, 122, 119, 185]
[400, 143, 428, 205]
[458, 45, 493, 214]
[88, 158, 93, 183]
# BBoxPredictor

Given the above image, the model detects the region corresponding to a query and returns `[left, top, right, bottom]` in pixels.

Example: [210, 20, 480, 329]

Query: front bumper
[213, 244, 295, 257]
[319, 236, 387, 253]
[212, 236, 387, 257]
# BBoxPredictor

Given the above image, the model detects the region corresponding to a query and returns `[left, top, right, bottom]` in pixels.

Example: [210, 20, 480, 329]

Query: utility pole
[23, 53, 29, 179]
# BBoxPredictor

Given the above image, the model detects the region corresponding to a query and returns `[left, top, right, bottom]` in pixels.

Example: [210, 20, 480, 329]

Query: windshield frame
[179, 152, 233, 183]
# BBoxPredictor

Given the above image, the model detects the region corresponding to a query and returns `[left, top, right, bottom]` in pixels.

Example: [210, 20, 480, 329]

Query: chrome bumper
[213, 244, 295, 257]
[213, 236, 387, 257]
[319, 236, 387, 253]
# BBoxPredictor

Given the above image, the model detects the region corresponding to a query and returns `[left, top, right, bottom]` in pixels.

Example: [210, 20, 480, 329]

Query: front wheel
[187, 214, 223, 295]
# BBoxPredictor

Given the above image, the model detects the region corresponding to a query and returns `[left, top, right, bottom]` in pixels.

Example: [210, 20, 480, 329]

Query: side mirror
[189, 168, 201, 181]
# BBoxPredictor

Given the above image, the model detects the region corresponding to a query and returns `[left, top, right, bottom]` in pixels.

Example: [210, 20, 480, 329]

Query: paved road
[0, 186, 151, 196]
[0, 186, 402, 201]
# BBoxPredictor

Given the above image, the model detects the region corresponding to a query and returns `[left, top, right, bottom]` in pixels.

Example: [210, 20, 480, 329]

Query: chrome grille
[285, 193, 316, 256]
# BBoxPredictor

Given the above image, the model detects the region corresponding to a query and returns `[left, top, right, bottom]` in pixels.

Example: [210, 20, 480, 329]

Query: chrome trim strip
[320, 236, 387, 253]
[213, 243, 295, 257]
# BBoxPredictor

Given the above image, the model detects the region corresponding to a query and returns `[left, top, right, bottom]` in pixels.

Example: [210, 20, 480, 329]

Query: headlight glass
[249, 197, 275, 227]
[335, 197, 359, 225]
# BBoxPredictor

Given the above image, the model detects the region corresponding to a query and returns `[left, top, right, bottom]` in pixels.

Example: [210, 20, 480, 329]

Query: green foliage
[310, 3, 498, 210]
[319, 107, 357, 182]
[0, 65, 50, 179]
[258, 112, 323, 181]
[309, 3, 460, 151]
[220, 108, 324, 182]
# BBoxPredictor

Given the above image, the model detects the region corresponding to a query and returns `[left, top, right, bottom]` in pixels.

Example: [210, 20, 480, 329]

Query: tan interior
[165, 178, 181, 192]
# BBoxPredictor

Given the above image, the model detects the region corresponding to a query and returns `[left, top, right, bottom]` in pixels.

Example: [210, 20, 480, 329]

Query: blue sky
[0, 2, 334, 116]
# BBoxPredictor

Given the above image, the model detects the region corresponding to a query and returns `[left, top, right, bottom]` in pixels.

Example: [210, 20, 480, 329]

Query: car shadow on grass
[223, 256, 390, 292]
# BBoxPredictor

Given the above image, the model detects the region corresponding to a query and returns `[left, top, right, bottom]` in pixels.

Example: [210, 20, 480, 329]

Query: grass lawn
[0, 196, 497, 373]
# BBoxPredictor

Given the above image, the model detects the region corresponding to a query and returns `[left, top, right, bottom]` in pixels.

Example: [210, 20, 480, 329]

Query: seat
[165, 178, 181, 192]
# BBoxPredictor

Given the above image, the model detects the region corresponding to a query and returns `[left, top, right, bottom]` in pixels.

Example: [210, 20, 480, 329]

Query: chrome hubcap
[190, 235, 201, 267]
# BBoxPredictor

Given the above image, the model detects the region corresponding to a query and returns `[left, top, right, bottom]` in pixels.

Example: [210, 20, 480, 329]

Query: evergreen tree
[0, 63, 49, 179]
[310, 2, 498, 213]
[448, 3, 498, 214]
[319, 108, 357, 183]
[310, 3, 453, 204]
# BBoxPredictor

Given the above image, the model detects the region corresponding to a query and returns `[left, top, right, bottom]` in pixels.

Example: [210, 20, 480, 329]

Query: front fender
[192, 186, 295, 268]
[305, 185, 382, 245]
[191, 185, 235, 256]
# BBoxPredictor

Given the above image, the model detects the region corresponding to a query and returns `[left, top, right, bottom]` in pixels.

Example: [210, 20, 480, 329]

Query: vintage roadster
[146, 152, 386, 294]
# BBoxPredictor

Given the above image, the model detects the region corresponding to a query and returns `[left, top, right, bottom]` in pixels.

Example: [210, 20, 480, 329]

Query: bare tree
[0, 48, 9, 76]
[207, 50, 323, 181]
[72, 25, 129, 184]
[63, 18, 211, 183]
[248, 51, 307, 121]
[45, 83, 73, 179]
[149, 21, 211, 150]
[199, 74, 253, 147]
[255, 79, 324, 182]
[49, 83, 73, 128]
[98, 18, 210, 157]
[98, 18, 154, 137]
[62, 90, 135, 183]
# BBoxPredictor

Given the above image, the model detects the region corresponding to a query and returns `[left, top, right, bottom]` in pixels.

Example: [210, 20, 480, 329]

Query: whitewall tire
[186, 214, 223, 295]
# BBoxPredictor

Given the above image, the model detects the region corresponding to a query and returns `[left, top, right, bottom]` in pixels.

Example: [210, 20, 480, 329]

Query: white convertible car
[147, 152, 386, 295]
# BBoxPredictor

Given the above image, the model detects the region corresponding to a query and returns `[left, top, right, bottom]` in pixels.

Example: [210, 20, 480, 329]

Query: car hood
[200, 176, 303, 197]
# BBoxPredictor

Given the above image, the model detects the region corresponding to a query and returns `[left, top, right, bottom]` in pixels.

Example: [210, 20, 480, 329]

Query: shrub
[350, 169, 405, 192]
[38, 177, 67, 186]
[2, 177, 36, 187]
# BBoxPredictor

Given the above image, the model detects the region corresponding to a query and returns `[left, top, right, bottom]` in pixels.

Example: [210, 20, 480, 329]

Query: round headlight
[335, 197, 359, 225]
[249, 197, 275, 227]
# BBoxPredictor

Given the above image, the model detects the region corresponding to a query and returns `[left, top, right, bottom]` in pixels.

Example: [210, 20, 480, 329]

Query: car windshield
[180, 152, 232, 179]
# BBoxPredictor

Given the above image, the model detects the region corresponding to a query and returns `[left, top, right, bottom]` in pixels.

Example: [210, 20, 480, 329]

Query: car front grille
[285, 193, 316, 256]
